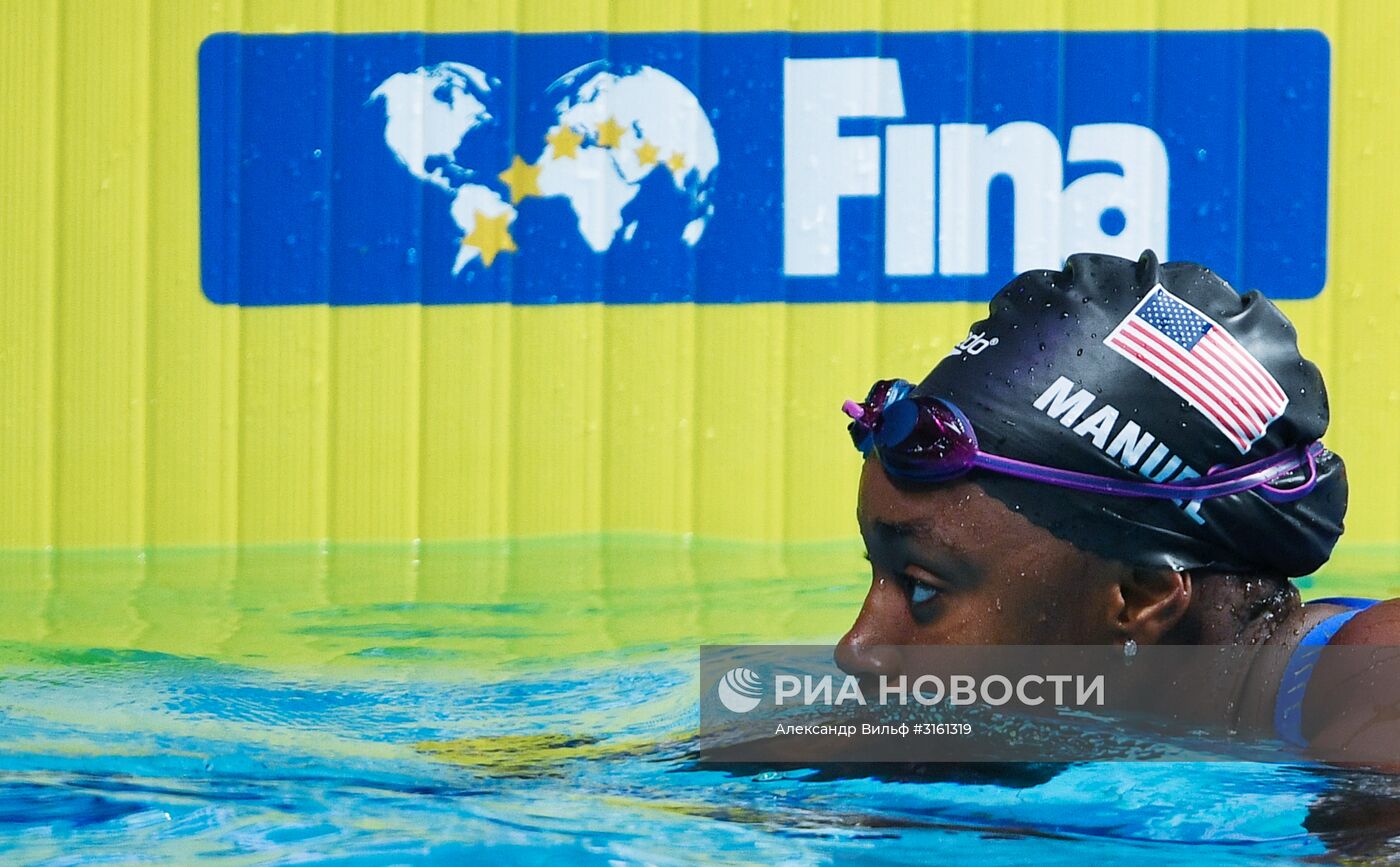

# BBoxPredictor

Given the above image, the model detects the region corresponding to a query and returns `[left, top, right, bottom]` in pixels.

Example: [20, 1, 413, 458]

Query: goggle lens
[845, 380, 979, 483]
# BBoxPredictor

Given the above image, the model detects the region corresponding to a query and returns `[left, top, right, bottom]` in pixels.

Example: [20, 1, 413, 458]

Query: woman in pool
[835, 251, 1398, 757]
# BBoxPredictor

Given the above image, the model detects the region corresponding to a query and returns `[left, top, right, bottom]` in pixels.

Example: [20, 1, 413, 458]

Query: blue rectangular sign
[198, 31, 1329, 305]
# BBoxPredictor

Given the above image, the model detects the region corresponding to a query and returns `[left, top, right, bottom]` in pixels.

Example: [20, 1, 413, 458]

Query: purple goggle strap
[844, 383, 1322, 504]
[970, 440, 1322, 503]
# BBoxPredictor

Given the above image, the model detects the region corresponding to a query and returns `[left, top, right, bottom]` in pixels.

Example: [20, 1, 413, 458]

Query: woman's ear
[1113, 567, 1193, 645]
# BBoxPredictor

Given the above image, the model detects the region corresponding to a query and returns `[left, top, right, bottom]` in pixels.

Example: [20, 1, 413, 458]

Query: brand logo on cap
[948, 330, 1000, 358]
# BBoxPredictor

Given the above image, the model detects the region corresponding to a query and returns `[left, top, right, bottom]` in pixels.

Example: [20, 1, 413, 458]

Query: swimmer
[835, 251, 1400, 758]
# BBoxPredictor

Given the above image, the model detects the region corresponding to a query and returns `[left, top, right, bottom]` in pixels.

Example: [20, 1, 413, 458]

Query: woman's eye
[908, 580, 938, 605]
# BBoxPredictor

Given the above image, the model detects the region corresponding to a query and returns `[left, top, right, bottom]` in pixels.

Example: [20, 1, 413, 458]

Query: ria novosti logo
[716, 667, 764, 713]
[714, 667, 1105, 714]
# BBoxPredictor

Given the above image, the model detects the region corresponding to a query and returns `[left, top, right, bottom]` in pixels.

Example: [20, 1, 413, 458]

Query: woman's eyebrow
[874, 518, 980, 576]
[876, 517, 949, 544]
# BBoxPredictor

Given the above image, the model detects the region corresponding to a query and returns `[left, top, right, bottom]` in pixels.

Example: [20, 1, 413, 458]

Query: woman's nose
[834, 577, 910, 678]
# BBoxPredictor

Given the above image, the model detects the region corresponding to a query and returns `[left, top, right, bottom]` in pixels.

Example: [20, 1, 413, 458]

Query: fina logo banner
[198, 31, 1329, 306]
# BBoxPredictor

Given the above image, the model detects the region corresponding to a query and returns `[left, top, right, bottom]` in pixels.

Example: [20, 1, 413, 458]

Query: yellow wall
[0, 0, 1395, 555]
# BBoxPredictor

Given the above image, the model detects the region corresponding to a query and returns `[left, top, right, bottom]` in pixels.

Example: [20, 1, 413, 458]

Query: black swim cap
[914, 251, 1346, 577]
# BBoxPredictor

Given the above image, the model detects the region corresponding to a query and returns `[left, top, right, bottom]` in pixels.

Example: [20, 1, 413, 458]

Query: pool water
[1, 538, 1398, 864]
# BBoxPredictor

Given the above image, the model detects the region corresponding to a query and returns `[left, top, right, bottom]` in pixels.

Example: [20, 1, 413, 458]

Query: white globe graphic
[371, 61, 501, 192]
[716, 667, 763, 713]
[370, 62, 518, 274]
[539, 60, 720, 252]
[370, 58, 720, 277]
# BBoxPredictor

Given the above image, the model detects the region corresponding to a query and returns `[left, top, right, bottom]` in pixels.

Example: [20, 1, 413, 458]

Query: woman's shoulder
[1329, 598, 1400, 646]
[1301, 598, 1400, 767]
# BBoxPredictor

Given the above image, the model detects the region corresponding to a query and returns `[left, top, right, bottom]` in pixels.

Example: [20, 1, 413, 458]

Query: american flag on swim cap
[1103, 285, 1289, 453]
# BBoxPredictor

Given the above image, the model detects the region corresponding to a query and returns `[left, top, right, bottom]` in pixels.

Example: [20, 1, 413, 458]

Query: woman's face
[836, 459, 1124, 677]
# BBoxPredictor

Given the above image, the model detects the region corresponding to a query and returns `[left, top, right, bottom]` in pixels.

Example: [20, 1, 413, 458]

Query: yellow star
[666, 151, 687, 173]
[635, 140, 659, 167]
[462, 210, 517, 268]
[497, 155, 542, 204]
[595, 116, 626, 148]
[546, 124, 584, 159]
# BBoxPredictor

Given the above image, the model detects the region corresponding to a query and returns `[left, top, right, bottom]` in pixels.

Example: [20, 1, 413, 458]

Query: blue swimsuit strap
[1273, 597, 1379, 747]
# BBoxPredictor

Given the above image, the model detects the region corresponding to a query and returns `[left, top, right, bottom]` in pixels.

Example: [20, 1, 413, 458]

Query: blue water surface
[0, 539, 1396, 864]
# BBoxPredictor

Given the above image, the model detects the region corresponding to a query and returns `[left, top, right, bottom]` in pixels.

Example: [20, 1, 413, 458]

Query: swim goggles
[842, 379, 1322, 503]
